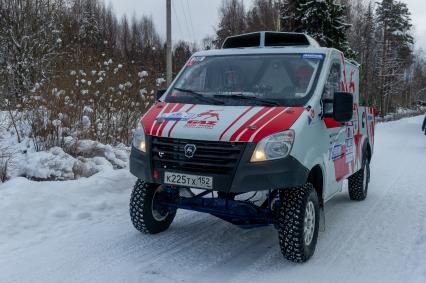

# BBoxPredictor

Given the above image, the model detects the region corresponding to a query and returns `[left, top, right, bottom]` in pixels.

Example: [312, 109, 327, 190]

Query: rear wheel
[129, 179, 176, 234]
[348, 157, 370, 201]
[277, 183, 320, 263]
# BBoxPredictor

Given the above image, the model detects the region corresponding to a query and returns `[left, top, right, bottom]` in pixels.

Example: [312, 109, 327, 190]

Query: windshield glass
[164, 54, 324, 106]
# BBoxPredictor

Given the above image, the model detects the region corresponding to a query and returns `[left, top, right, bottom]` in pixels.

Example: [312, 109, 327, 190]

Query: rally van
[129, 32, 375, 262]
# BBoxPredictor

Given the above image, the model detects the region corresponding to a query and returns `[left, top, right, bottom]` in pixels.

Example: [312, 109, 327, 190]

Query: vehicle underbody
[155, 186, 279, 228]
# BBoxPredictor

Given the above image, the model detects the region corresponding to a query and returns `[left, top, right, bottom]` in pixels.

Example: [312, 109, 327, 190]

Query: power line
[185, 0, 196, 43]
[172, 0, 184, 41]
[178, 0, 195, 43]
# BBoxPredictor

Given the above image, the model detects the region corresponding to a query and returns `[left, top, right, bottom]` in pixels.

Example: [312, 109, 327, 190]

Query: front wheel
[129, 179, 176, 234]
[277, 183, 320, 263]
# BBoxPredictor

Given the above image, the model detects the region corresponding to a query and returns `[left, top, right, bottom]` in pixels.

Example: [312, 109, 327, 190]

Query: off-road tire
[277, 183, 320, 263]
[129, 179, 176, 234]
[348, 157, 370, 201]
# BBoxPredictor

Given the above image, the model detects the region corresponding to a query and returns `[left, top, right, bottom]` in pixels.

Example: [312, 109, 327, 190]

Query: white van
[129, 32, 376, 262]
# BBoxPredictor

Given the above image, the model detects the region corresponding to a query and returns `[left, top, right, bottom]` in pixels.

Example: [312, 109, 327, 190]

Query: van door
[322, 55, 349, 200]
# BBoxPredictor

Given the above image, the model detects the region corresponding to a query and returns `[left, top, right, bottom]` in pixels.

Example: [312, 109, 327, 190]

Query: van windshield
[164, 54, 324, 106]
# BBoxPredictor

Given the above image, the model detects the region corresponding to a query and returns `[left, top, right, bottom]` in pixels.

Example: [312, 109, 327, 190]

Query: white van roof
[193, 46, 330, 57]
[222, 32, 321, 48]
[193, 32, 360, 66]
[194, 31, 331, 57]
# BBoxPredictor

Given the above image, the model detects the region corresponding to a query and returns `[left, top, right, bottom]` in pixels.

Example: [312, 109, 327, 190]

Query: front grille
[151, 137, 245, 175]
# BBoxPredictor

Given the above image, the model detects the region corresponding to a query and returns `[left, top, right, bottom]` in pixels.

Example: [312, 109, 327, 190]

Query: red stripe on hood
[141, 102, 166, 134]
[150, 103, 177, 135]
[248, 107, 304, 142]
[236, 107, 283, 142]
[229, 107, 268, 142]
[167, 104, 197, 138]
[219, 106, 254, 141]
[157, 103, 186, 137]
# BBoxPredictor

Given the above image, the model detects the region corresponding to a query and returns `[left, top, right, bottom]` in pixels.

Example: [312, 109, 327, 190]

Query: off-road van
[129, 32, 376, 262]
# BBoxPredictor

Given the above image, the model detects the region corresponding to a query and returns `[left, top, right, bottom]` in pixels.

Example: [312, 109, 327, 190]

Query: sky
[105, 0, 426, 50]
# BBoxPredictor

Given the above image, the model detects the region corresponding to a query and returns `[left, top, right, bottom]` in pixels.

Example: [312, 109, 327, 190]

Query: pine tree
[280, 0, 299, 31]
[358, 2, 377, 106]
[281, 0, 354, 58]
[376, 0, 413, 115]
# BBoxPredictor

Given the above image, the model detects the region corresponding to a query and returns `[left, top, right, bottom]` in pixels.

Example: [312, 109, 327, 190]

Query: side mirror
[156, 89, 167, 100]
[332, 92, 353, 122]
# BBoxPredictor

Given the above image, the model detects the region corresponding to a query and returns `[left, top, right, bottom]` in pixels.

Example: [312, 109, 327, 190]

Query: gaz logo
[184, 110, 221, 129]
[184, 144, 197, 158]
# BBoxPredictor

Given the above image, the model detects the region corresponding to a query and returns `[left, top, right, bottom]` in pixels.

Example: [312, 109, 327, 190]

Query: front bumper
[130, 140, 309, 193]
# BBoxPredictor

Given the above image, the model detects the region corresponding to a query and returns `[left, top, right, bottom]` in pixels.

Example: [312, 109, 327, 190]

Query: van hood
[142, 103, 304, 143]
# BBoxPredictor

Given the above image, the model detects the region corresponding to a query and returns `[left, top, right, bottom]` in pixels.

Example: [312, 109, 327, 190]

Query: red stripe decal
[246, 107, 304, 142]
[237, 108, 283, 142]
[151, 103, 176, 136]
[219, 106, 254, 141]
[167, 104, 197, 138]
[142, 102, 166, 135]
[250, 108, 290, 142]
[157, 103, 185, 136]
[229, 107, 268, 142]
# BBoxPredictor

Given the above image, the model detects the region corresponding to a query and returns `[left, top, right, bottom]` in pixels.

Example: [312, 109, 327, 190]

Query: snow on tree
[285, 0, 355, 58]
[0, 0, 62, 99]
[246, 0, 280, 32]
[0, 0, 63, 142]
[376, 0, 413, 116]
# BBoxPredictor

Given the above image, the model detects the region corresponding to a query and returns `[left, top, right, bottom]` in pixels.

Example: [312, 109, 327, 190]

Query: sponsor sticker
[186, 56, 206, 67]
[302, 53, 325, 60]
[184, 110, 221, 129]
[306, 106, 315, 125]
[157, 112, 196, 121]
[345, 141, 354, 163]
[331, 144, 344, 160]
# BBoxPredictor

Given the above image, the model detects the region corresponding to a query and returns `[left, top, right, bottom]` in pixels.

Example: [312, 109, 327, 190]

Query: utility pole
[166, 0, 172, 86]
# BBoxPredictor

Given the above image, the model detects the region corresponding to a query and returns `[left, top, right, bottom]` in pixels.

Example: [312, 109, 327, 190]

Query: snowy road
[1, 116, 425, 283]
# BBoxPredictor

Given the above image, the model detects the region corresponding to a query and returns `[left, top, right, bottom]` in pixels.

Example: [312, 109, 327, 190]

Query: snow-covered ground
[1, 116, 425, 283]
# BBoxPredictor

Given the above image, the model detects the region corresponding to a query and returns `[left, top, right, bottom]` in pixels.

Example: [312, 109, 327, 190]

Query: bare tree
[246, 0, 280, 32]
[214, 0, 247, 48]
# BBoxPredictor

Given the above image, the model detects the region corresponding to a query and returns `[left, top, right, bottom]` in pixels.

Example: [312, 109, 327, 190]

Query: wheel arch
[307, 164, 324, 207]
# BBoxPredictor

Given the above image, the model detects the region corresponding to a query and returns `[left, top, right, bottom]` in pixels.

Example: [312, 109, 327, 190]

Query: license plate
[164, 172, 213, 189]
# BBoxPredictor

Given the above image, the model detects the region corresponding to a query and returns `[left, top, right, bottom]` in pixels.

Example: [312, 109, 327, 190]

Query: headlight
[132, 123, 146, 152]
[250, 130, 295, 162]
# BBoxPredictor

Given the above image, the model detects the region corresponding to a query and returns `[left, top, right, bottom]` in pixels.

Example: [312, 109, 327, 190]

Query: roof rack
[222, 31, 320, 49]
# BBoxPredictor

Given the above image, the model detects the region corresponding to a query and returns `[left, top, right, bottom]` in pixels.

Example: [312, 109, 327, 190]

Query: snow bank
[377, 107, 425, 123]
[75, 139, 128, 169]
[15, 140, 130, 181]
[18, 147, 76, 180]
[0, 116, 426, 283]
[0, 114, 130, 181]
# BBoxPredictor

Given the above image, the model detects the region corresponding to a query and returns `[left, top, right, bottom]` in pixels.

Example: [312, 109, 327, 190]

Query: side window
[323, 62, 341, 115]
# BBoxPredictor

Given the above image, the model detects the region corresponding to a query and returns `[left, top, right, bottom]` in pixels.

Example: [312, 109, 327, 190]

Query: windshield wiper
[214, 93, 280, 106]
[173, 87, 224, 105]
